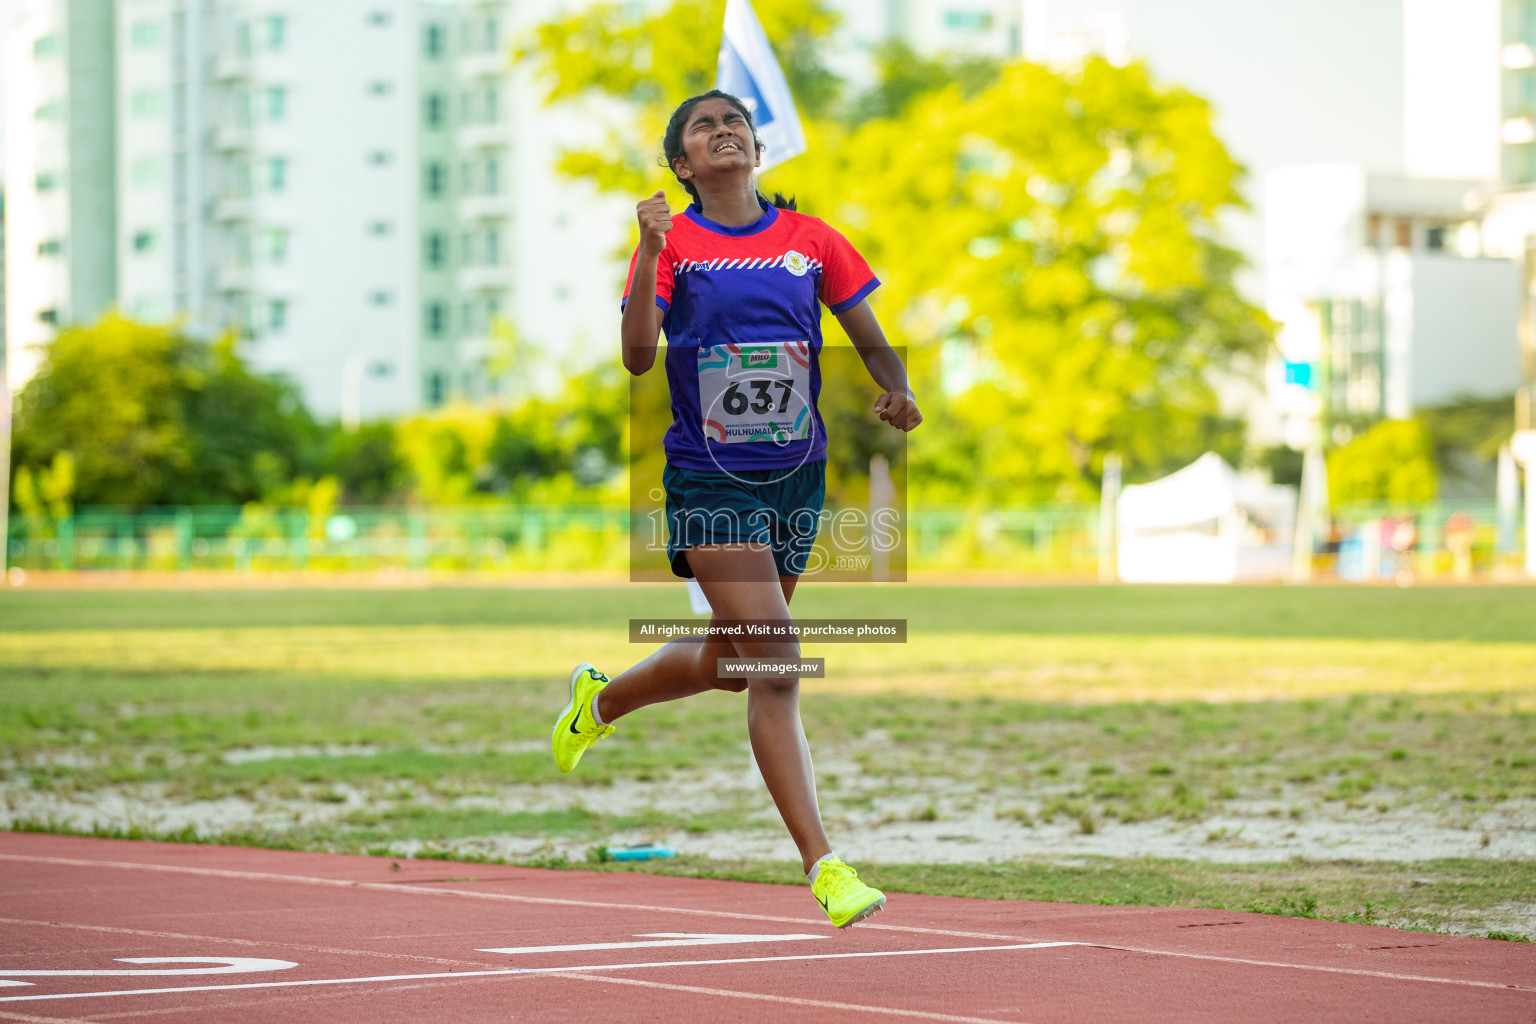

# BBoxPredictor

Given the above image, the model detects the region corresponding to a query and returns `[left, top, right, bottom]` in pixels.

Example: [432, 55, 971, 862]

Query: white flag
[716, 0, 806, 172]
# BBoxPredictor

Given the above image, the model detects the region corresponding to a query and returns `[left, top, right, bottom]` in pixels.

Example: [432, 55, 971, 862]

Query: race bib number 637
[698, 341, 813, 445]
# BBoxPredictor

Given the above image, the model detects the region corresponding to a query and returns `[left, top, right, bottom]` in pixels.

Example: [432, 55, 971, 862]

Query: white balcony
[456, 51, 508, 80]
[212, 194, 255, 221]
[457, 336, 494, 362]
[457, 193, 514, 221]
[211, 124, 254, 151]
[214, 53, 254, 81]
[214, 266, 255, 293]
[457, 264, 514, 292]
[457, 122, 513, 150]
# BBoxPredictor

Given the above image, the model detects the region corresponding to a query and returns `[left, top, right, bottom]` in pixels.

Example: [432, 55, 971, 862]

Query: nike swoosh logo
[570, 705, 584, 735]
[816, 893, 829, 911]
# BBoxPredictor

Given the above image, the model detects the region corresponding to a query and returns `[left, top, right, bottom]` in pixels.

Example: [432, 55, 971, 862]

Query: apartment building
[3, 0, 116, 389]
[4, 0, 625, 419]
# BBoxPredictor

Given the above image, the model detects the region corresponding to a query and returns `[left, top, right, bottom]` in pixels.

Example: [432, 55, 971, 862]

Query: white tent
[1117, 453, 1297, 584]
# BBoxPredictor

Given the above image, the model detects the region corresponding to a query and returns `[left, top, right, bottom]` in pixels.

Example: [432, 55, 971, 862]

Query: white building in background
[4, 0, 117, 388]
[4, 0, 625, 419]
[1001, 0, 1531, 448]
[1266, 166, 1521, 448]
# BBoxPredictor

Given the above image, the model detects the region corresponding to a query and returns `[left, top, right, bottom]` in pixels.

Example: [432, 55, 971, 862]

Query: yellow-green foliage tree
[394, 364, 627, 505]
[1326, 420, 1439, 505]
[10, 315, 321, 507]
[522, 6, 1270, 501]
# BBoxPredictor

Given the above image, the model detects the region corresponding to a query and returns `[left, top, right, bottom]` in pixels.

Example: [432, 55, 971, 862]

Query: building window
[483, 157, 500, 195]
[38, 308, 59, 325]
[34, 102, 63, 122]
[130, 20, 163, 48]
[485, 226, 501, 266]
[427, 372, 446, 405]
[235, 20, 252, 57]
[266, 228, 289, 263]
[35, 172, 61, 191]
[1426, 225, 1446, 251]
[482, 85, 498, 124]
[1394, 219, 1412, 248]
[369, 290, 393, 306]
[33, 34, 60, 57]
[133, 231, 155, 253]
[368, 150, 392, 166]
[426, 302, 448, 336]
[425, 232, 447, 268]
[267, 157, 288, 192]
[265, 15, 286, 51]
[425, 93, 446, 128]
[37, 238, 64, 257]
[368, 80, 393, 96]
[424, 22, 445, 58]
[424, 162, 447, 198]
[130, 89, 164, 118]
[368, 220, 392, 236]
[483, 15, 499, 52]
[131, 157, 164, 186]
[269, 299, 289, 332]
[265, 86, 287, 122]
[943, 10, 993, 31]
[367, 9, 392, 27]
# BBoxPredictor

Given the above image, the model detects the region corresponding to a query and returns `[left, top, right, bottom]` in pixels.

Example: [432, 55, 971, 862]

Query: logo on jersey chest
[783, 250, 809, 277]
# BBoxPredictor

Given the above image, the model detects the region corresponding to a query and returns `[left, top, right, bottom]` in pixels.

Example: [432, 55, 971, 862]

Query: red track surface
[1, 833, 1531, 1023]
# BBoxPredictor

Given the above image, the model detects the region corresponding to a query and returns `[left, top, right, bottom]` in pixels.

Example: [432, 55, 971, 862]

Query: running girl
[552, 90, 921, 929]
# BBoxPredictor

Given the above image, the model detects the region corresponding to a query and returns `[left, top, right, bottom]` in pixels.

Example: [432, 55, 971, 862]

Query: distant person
[1390, 515, 1418, 587]
[549, 90, 920, 929]
[1445, 511, 1475, 582]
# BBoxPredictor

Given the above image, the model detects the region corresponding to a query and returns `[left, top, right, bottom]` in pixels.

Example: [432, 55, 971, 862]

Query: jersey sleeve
[621, 242, 675, 312]
[817, 223, 880, 314]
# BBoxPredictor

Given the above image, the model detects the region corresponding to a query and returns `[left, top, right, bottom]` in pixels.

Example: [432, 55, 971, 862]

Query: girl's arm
[835, 299, 923, 431]
[622, 191, 671, 375]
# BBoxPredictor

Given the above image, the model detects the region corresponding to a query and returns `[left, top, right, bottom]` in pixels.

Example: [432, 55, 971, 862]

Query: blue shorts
[663, 459, 826, 578]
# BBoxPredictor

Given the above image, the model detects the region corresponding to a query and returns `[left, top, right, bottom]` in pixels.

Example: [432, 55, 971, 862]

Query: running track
[0, 834, 1530, 1022]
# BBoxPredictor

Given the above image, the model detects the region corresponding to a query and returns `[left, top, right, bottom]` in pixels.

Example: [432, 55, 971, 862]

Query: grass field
[2, 583, 1533, 939]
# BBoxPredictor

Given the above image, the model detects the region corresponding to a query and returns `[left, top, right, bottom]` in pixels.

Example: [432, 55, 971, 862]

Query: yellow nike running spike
[552, 662, 614, 774]
[811, 856, 886, 928]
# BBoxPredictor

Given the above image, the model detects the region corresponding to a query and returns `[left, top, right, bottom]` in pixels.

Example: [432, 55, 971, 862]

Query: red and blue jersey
[622, 199, 879, 472]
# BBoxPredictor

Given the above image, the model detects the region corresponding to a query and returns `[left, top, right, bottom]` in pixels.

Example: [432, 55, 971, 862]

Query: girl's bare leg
[683, 543, 830, 875]
[597, 576, 799, 721]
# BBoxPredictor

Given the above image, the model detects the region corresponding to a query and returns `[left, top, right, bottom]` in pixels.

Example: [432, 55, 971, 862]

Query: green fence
[3, 504, 1103, 574]
[1, 501, 1525, 576]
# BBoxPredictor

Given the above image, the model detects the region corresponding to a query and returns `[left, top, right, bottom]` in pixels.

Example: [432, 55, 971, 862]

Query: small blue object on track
[606, 844, 676, 861]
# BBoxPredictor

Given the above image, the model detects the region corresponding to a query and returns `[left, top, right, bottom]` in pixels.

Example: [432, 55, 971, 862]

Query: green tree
[520, 0, 842, 196]
[10, 315, 320, 507]
[523, 11, 1271, 500]
[1326, 419, 1438, 505]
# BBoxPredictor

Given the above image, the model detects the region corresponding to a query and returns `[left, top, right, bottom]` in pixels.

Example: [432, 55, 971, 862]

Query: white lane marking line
[477, 932, 825, 955]
[0, 959, 298, 979]
[1092, 944, 1536, 994]
[7, 853, 1524, 994]
[0, 1011, 99, 1024]
[0, 943, 1077, 1005]
[0, 916, 494, 971]
[558, 971, 1028, 1024]
[0, 852, 1028, 943]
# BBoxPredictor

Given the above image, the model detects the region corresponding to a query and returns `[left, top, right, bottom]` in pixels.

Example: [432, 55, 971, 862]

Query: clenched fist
[637, 190, 673, 254]
[874, 392, 923, 432]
